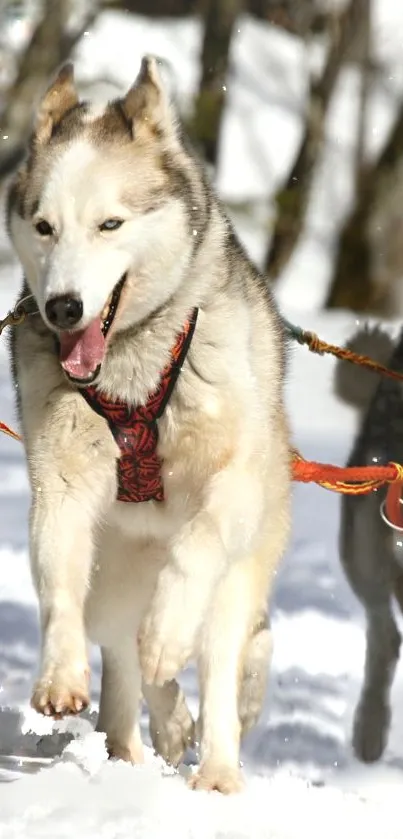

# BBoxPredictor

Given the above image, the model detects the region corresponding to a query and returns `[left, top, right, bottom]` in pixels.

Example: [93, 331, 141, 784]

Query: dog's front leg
[138, 462, 266, 687]
[30, 484, 96, 716]
[26, 399, 117, 718]
[138, 510, 226, 688]
[138, 455, 289, 792]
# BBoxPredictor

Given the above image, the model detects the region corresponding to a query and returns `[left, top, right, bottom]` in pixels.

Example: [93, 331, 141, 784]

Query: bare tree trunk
[326, 101, 403, 311]
[264, 0, 368, 281]
[0, 0, 99, 181]
[191, 0, 243, 165]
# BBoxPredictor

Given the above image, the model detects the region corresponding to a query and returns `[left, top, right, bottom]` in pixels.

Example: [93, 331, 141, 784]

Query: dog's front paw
[139, 575, 199, 685]
[31, 664, 90, 718]
[138, 619, 193, 686]
[189, 763, 244, 794]
[149, 697, 195, 766]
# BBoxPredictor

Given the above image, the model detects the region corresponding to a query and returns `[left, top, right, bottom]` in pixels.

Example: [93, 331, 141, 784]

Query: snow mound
[0, 727, 400, 839]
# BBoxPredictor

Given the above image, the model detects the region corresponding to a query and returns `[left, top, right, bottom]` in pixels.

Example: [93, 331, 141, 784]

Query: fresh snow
[1, 4, 403, 837]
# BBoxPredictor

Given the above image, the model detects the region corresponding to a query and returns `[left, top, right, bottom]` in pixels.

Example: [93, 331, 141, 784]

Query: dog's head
[8, 57, 203, 386]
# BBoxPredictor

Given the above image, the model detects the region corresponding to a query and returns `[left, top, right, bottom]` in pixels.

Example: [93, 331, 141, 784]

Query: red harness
[81, 310, 198, 503]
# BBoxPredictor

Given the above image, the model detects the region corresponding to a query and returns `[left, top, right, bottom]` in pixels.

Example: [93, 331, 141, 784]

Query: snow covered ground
[1, 5, 403, 837]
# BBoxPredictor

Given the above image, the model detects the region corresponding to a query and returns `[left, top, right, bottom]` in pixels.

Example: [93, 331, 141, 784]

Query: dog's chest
[82, 383, 165, 504]
[80, 309, 198, 505]
[107, 488, 190, 543]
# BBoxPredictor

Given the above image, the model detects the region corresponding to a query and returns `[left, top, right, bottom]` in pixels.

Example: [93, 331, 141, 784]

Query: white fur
[8, 66, 291, 793]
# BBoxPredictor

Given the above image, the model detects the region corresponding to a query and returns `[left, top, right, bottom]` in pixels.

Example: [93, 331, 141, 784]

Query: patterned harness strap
[80, 309, 198, 503]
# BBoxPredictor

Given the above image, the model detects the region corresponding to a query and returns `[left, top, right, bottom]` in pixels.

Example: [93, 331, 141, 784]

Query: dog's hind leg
[353, 603, 400, 763]
[190, 551, 274, 794]
[142, 615, 272, 766]
[101, 619, 261, 770]
[392, 572, 403, 615]
[142, 680, 195, 767]
[192, 613, 270, 760]
[97, 643, 144, 763]
[341, 495, 401, 762]
[237, 613, 271, 737]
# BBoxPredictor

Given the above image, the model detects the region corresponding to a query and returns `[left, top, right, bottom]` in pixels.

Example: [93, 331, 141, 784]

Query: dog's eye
[99, 219, 124, 232]
[35, 220, 53, 237]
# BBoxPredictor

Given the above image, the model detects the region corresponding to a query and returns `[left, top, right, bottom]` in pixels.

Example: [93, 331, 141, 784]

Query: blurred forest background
[0, 0, 403, 317]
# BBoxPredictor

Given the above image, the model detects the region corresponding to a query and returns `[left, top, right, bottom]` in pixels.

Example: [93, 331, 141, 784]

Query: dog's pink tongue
[59, 317, 105, 379]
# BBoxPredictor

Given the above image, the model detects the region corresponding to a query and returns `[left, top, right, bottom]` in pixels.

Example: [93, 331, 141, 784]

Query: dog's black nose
[45, 295, 83, 329]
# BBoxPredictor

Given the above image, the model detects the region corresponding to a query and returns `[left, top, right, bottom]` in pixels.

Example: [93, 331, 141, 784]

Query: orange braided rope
[305, 334, 403, 383]
[292, 450, 403, 495]
[283, 318, 403, 384]
[1, 417, 401, 496]
[0, 420, 21, 442]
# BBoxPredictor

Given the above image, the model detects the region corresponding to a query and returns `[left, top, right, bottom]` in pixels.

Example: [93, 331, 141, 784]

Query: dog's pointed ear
[121, 56, 174, 138]
[34, 63, 79, 144]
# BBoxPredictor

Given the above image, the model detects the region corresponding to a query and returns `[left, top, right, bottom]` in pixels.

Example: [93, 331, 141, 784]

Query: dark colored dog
[338, 324, 403, 762]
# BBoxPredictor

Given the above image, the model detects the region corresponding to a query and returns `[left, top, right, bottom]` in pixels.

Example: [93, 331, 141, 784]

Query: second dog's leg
[97, 643, 144, 763]
[353, 604, 400, 763]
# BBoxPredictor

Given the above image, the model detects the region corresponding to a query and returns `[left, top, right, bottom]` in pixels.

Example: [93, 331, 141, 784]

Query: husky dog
[6, 58, 291, 793]
[338, 325, 403, 763]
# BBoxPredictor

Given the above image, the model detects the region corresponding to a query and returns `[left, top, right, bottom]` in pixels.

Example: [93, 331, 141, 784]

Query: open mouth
[58, 274, 127, 386]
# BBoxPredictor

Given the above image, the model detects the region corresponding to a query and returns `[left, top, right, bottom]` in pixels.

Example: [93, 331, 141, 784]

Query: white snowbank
[0, 729, 402, 839]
